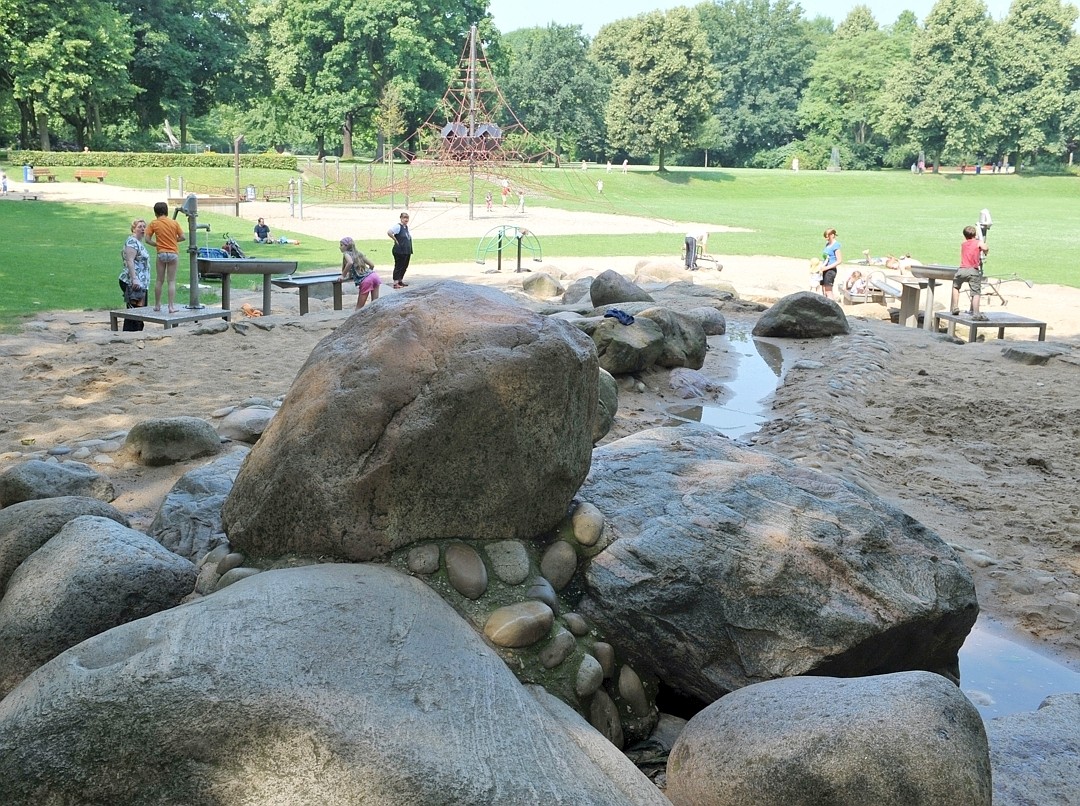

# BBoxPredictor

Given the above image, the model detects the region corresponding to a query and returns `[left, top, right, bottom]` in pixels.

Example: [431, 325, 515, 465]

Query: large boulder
[666, 671, 992, 806]
[148, 449, 248, 563]
[0, 515, 195, 698]
[637, 307, 707, 369]
[752, 291, 850, 338]
[590, 270, 654, 307]
[591, 316, 666, 375]
[223, 282, 598, 562]
[0, 564, 667, 806]
[594, 368, 619, 444]
[576, 425, 978, 703]
[986, 693, 1080, 806]
[0, 496, 128, 592]
[125, 416, 223, 466]
[0, 459, 115, 508]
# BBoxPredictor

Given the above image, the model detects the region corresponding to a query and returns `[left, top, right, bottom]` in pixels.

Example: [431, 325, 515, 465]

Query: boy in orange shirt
[145, 201, 186, 313]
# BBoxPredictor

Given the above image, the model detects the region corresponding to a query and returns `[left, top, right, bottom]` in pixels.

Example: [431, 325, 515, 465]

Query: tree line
[1, 0, 1077, 171]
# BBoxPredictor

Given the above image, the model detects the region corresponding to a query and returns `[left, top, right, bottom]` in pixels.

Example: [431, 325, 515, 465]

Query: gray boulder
[752, 291, 851, 338]
[683, 306, 727, 336]
[637, 307, 707, 369]
[0, 496, 128, 592]
[666, 671, 991, 806]
[0, 459, 115, 508]
[223, 282, 598, 562]
[594, 368, 618, 444]
[0, 564, 667, 806]
[148, 449, 248, 563]
[0, 515, 195, 698]
[522, 272, 565, 299]
[577, 425, 978, 702]
[562, 276, 593, 305]
[591, 316, 666, 376]
[215, 405, 276, 443]
[125, 416, 223, 466]
[590, 270, 654, 307]
[987, 693, 1080, 806]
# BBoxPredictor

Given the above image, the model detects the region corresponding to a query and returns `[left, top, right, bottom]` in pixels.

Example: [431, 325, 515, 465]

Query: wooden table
[196, 258, 298, 314]
[934, 311, 1047, 342]
[270, 272, 344, 315]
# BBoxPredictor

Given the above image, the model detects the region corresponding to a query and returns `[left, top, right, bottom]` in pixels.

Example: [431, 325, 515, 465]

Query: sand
[2, 181, 1079, 671]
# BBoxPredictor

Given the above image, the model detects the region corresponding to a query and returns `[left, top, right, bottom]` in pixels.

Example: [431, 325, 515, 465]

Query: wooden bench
[197, 257, 298, 314]
[74, 169, 108, 182]
[31, 167, 56, 182]
[271, 272, 345, 315]
[109, 306, 232, 331]
[934, 311, 1047, 343]
[430, 190, 460, 202]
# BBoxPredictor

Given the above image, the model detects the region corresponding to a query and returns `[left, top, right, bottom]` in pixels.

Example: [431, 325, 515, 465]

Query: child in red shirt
[951, 225, 989, 320]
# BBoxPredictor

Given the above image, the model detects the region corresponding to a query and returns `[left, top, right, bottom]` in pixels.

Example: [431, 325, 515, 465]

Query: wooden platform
[934, 311, 1047, 342]
[109, 306, 232, 331]
[271, 272, 344, 315]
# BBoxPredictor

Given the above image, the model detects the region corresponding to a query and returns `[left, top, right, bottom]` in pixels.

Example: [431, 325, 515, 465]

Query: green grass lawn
[2, 163, 1077, 329]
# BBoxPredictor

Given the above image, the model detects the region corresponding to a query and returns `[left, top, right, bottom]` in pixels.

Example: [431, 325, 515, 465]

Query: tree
[591, 8, 717, 171]
[990, 0, 1077, 168]
[501, 25, 607, 161]
[697, 0, 818, 166]
[879, 0, 997, 169]
[257, 0, 488, 158]
[119, 0, 247, 147]
[0, 0, 135, 149]
[797, 6, 912, 166]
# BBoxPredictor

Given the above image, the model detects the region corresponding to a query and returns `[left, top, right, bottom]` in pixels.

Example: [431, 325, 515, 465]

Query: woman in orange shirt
[145, 201, 186, 313]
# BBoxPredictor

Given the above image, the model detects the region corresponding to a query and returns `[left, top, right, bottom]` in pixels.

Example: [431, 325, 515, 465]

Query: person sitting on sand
[844, 270, 868, 296]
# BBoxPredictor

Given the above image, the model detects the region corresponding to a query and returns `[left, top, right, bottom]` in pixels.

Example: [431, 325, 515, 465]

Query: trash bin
[245, 185, 256, 202]
[23, 165, 33, 182]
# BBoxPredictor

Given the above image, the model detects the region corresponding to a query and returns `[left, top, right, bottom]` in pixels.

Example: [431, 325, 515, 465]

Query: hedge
[8, 151, 298, 171]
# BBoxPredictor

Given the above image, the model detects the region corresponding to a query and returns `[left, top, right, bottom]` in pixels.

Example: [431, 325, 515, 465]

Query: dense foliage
[0, 0, 1077, 170]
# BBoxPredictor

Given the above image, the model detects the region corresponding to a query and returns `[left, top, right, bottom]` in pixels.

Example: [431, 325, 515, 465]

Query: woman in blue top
[118, 218, 151, 331]
[820, 228, 842, 300]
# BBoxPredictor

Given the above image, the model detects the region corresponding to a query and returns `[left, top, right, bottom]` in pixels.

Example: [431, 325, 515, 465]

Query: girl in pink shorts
[339, 237, 381, 310]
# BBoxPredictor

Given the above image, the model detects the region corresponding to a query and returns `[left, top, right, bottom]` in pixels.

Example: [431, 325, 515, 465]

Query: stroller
[197, 233, 246, 260]
[197, 234, 247, 280]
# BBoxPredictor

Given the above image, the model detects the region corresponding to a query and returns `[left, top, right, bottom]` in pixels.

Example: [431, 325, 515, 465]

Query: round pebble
[592, 641, 615, 678]
[562, 612, 589, 637]
[484, 601, 554, 648]
[445, 543, 488, 599]
[589, 690, 624, 748]
[539, 629, 576, 669]
[618, 665, 651, 717]
[216, 552, 245, 575]
[215, 566, 260, 591]
[571, 502, 604, 547]
[484, 540, 531, 584]
[540, 540, 578, 591]
[527, 577, 560, 616]
[575, 654, 604, 697]
[407, 544, 440, 575]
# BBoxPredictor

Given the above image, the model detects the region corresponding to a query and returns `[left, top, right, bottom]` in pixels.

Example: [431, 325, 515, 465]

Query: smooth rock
[445, 542, 488, 600]
[484, 600, 555, 648]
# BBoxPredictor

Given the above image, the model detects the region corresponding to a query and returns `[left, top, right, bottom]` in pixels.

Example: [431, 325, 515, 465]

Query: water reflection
[668, 324, 782, 440]
[959, 619, 1080, 720]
